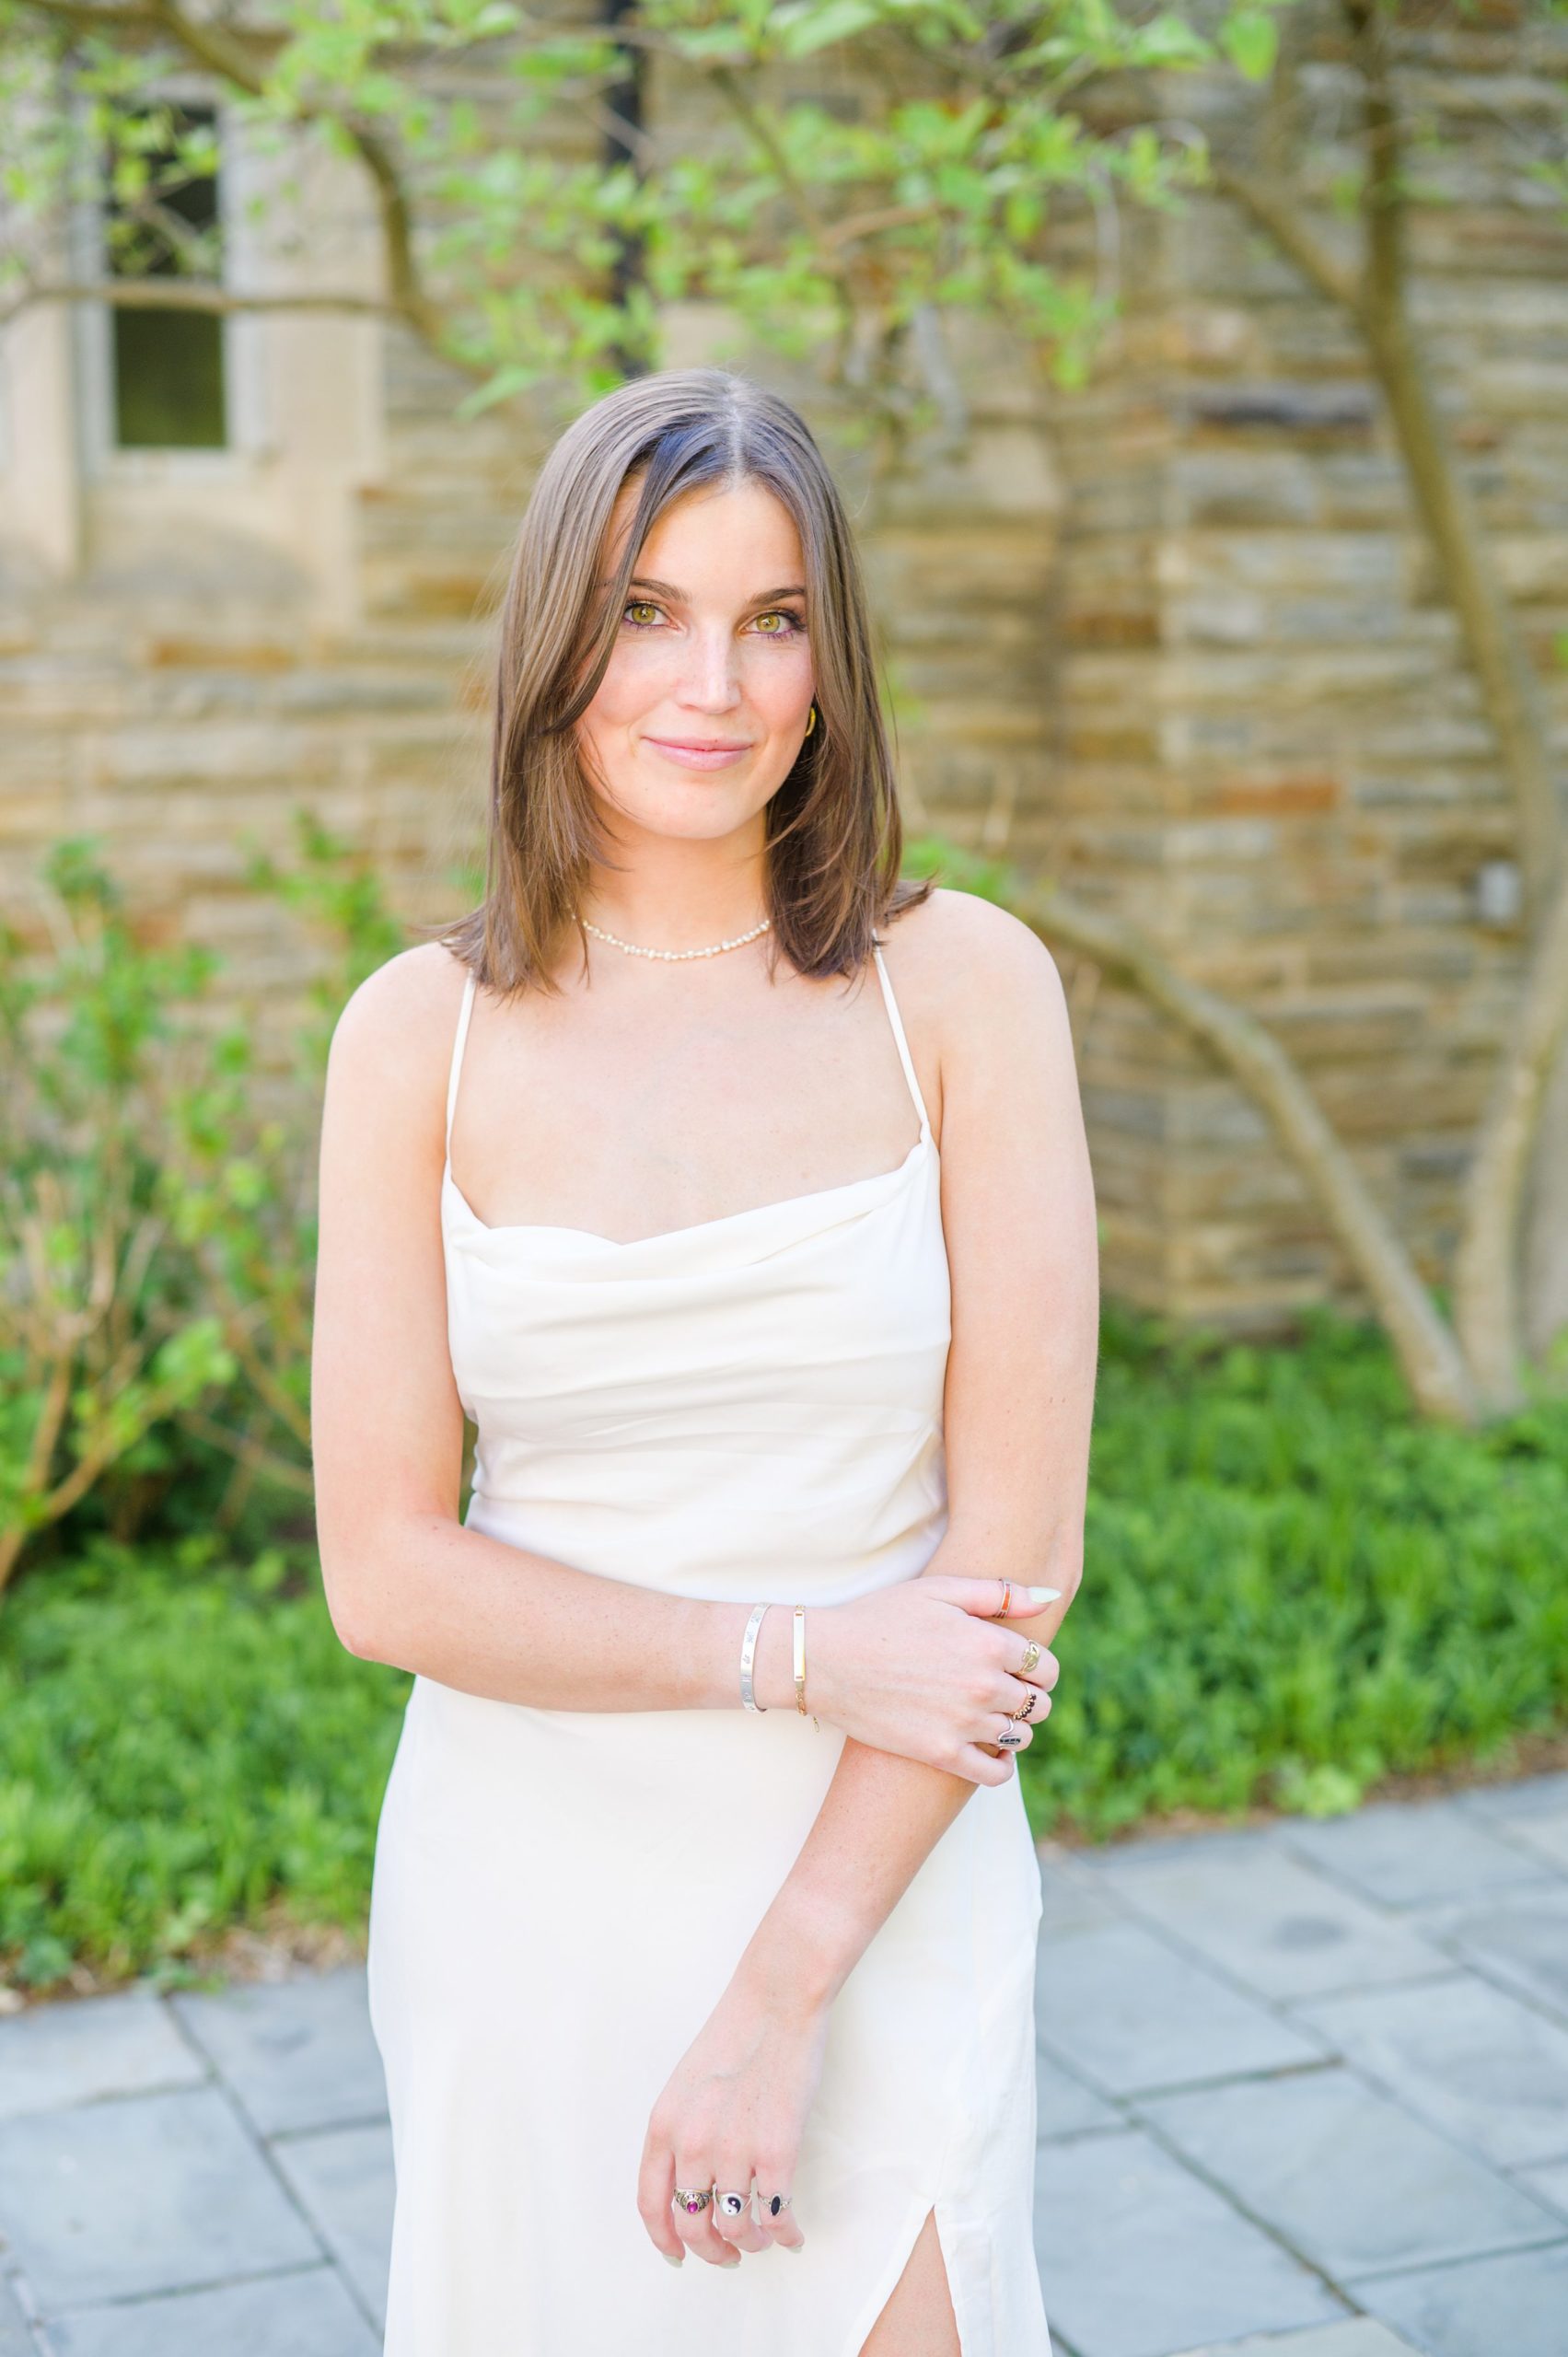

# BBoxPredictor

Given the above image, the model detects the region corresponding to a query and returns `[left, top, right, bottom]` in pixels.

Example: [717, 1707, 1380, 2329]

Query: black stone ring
[996, 1722, 1026, 1747]
[761, 2192, 792, 2217]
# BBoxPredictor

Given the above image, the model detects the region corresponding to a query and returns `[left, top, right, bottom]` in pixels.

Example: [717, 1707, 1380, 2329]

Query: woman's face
[574, 477, 817, 849]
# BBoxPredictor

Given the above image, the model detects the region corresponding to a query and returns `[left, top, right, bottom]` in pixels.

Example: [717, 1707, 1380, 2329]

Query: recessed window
[106, 99, 226, 449]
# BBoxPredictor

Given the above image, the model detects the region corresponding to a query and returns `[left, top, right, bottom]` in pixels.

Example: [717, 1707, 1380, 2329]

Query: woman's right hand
[802, 1576, 1060, 1785]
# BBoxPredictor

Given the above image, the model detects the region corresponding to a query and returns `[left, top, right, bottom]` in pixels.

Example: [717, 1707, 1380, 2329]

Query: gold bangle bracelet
[793, 1604, 820, 1730]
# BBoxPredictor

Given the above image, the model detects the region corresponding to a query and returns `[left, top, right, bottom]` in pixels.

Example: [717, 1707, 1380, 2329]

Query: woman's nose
[677, 628, 743, 706]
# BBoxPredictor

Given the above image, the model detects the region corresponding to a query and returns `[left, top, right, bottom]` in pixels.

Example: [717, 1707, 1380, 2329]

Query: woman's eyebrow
[625, 575, 807, 604]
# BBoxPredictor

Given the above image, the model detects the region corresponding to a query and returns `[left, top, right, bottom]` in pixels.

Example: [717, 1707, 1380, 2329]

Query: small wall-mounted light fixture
[1473, 859, 1523, 928]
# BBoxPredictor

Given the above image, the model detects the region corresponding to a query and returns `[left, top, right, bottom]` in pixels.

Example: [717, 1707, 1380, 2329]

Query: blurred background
[1, 0, 1565, 2008]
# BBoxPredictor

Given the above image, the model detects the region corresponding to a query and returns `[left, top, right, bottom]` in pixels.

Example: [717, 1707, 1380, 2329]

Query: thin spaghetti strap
[445, 968, 478, 1163]
[870, 942, 933, 1141]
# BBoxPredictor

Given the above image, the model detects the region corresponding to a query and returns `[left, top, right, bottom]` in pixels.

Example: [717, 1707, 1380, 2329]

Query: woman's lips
[644, 738, 752, 771]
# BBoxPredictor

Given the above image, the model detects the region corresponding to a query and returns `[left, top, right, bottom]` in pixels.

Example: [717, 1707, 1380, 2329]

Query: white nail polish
[1026, 1585, 1061, 1604]
[663, 2252, 683, 2267]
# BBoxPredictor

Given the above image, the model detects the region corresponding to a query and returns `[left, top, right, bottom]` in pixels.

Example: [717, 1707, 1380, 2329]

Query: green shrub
[1019, 1303, 1568, 1840]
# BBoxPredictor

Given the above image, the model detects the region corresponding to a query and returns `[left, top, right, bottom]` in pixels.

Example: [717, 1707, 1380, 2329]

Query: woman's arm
[638, 892, 1099, 2267]
[311, 941, 1055, 1773]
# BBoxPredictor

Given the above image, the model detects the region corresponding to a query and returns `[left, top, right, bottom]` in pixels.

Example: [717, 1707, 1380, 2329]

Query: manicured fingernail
[785, 2241, 805, 2254]
[720, 2258, 741, 2269]
[663, 2252, 683, 2267]
[1026, 1586, 1061, 1603]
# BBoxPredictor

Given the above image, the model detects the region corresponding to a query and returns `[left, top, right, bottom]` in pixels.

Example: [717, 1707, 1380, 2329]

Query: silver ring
[714, 2190, 749, 2219]
[996, 1721, 1026, 1747]
[673, 2186, 713, 2214]
[761, 2192, 792, 2216]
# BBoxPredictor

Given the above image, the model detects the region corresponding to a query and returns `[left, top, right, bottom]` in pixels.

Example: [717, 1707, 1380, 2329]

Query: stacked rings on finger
[673, 2187, 712, 2214]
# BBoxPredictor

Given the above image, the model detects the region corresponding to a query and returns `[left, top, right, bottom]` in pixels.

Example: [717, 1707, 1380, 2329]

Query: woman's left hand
[637, 1976, 824, 2267]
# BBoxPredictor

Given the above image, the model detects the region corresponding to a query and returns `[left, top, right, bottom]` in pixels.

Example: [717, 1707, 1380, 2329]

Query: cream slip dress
[366, 941, 1053, 2356]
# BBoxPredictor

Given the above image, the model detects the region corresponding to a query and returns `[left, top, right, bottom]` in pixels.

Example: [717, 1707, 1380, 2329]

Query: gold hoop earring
[805, 703, 818, 737]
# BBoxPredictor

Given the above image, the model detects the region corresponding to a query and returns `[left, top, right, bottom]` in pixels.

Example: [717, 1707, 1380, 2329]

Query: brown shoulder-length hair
[429, 366, 932, 995]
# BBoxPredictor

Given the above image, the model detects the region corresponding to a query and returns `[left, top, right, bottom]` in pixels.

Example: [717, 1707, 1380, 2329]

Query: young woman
[311, 366, 1098, 2356]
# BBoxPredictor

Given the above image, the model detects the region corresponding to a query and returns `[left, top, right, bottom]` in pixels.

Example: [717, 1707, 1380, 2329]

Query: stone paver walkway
[1, 1771, 1565, 2354]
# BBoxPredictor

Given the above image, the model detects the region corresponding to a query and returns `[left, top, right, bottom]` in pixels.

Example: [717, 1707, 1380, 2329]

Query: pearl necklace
[575, 912, 772, 962]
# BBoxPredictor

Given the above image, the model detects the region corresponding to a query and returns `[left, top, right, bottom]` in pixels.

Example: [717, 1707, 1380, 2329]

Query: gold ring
[990, 1579, 1012, 1620]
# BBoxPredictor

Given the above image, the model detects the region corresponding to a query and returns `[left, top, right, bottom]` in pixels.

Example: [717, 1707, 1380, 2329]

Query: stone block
[1035, 2125, 1345, 2357]
[1167, 2326, 1423, 2357]
[1077, 1828, 1445, 2000]
[0, 1989, 204, 2123]
[170, 1968, 388, 2139]
[0, 2086, 319, 2308]
[271, 2122, 393, 2328]
[0, 2273, 34, 2357]
[1411, 1882, 1568, 2026]
[1038, 1913, 1325, 2100]
[1141, 2066, 1562, 2281]
[1294, 1970, 1568, 2170]
[48, 2267, 379, 2357]
[1354, 2239, 1568, 2357]
[1277, 1794, 1561, 1910]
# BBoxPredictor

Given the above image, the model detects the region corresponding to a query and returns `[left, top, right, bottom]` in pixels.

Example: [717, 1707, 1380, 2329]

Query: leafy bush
[1020, 1303, 1568, 1840]
[0, 1534, 408, 1991]
[0, 819, 405, 1590]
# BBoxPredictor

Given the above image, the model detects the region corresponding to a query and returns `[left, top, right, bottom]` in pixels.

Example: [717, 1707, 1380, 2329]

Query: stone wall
[1, 2, 1563, 1335]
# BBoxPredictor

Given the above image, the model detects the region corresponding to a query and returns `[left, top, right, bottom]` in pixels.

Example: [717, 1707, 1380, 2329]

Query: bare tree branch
[1455, 859, 1568, 1408]
[1007, 877, 1482, 1426]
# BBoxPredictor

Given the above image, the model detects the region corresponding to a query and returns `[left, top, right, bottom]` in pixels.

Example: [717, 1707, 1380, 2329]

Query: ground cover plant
[3, 1306, 1562, 1998]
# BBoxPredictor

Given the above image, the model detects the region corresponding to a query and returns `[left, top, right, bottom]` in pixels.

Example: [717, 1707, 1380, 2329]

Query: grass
[2, 1305, 1564, 1994]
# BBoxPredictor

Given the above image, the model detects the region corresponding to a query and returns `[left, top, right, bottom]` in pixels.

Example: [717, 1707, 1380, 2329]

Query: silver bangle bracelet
[740, 1601, 772, 1713]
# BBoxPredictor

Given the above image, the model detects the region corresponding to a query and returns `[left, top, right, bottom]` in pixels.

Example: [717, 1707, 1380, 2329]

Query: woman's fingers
[927, 1574, 1063, 1619]
[668, 2158, 738, 2267]
[635, 2137, 687, 2264]
[711, 2165, 770, 2255]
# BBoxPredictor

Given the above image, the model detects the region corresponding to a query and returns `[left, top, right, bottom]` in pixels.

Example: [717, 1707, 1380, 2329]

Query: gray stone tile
[1167, 2324, 1423, 2357]
[1081, 1834, 1443, 2001]
[49, 2267, 380, 2357]
[1414, 1883, 1568, 2026]
[1294, 1970, 1568, 2170]
[1040, 1916, 1325, 2098]
[1142, 2065, 1562, 2281]
[0, 2086, 319, 2308]
[1355, 2237, 1568, 2357]
[0, 2271, 35, 2357]
[169, 1968, 387, 2138]
[1036, 2049, 1122, 2138]
[271, 2122, 392, 2328]
[1458, 1771, 1568, 1822]
[1040, 1849, 1140, 1941]
[1457, 1773, 1568, 1878]
[0, 1990, 203, 2123]
[1278, 1798, 1557, 1910]
[1035, 2125, 1345, 2357]
[1515, 2157, 1568, 2220]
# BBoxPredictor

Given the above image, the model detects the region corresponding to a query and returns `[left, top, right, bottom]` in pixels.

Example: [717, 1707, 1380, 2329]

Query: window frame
[71, 72, 271, 481]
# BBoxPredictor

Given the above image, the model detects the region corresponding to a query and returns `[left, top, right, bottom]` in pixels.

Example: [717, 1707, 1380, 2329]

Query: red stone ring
[673, 2187, 713, 2215]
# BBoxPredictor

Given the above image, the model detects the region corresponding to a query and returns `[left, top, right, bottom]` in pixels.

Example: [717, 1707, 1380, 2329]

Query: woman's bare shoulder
[880, 885, 1064, 1054]
[324, 940, 472, 1143]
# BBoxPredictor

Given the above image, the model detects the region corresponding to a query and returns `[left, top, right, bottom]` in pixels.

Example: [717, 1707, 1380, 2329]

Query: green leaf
[1220, 7, 1279, 82]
